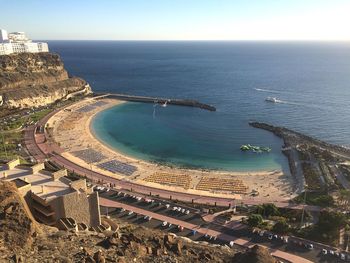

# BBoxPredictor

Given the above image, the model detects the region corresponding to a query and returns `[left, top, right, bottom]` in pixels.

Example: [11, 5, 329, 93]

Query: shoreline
[89, 102, 282, 175]
[88, 101, 283, 174]
[48, 97, 296, 201]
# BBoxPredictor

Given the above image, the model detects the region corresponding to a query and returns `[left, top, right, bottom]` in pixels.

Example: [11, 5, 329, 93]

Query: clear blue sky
[1, 0, 349, 40]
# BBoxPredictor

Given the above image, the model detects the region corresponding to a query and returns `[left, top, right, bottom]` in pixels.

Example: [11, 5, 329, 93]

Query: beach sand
[47, 97, 297, 202]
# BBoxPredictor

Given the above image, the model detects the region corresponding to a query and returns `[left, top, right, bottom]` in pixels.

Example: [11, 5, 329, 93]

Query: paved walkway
[100, 197, 313, 263]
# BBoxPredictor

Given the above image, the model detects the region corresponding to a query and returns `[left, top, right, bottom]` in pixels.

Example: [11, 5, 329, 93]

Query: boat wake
[254, 88, 282, 93]
[153, 103, 158, 119]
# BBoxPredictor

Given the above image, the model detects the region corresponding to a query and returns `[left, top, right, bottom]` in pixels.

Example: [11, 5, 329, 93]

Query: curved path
[24, 101, 320, 212]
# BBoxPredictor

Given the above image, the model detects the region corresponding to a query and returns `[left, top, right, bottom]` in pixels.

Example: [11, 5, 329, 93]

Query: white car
[128, 211, 134, 215]
[185, 210, 190, 215]
[322, 249, 327, 255]
[306, 244, 313, 250]
[172, 206, 178, 211]
[162, 221, 168, 227]
[229, 241, 235, 247]
[165, 204, 170, 209]
[181, 208, 186, 213]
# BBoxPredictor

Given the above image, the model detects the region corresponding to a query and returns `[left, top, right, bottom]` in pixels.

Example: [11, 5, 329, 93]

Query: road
[98, 189, 346, 263]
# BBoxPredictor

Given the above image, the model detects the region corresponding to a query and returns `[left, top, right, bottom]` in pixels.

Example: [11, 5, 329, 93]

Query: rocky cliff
[0, 52, 92, 109]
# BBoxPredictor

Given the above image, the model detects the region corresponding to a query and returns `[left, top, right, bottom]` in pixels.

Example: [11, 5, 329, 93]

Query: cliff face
[0, 52, 92, 109]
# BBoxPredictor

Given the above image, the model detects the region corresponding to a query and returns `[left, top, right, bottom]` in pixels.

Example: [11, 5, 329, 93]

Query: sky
[1, 0, 350, 41]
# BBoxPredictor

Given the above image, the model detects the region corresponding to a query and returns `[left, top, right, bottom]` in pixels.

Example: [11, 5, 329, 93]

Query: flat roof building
[0, 160, 101, 228]
[0, 29, 49, 55]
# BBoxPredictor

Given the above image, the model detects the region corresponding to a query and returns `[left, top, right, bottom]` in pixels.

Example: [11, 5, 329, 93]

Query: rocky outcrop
[0, 52, 92, 109]
[232, 245, 277, 263]
[0, 181, 40, 252]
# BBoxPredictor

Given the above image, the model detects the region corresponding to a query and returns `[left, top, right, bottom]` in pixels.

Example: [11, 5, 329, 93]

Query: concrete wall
[30, 163, 45, 174]
[59, 191, 100, 227]
[6, 159, 20, 170]
[51, 169, 67, 181]
[70, 179, 87, 191]
[88, 192, 101, 227]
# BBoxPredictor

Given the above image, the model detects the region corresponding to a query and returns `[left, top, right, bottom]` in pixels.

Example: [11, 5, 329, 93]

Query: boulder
[93, 250, 106, 263]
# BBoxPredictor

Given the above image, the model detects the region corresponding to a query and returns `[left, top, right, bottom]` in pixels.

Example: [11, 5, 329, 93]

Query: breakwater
[250, 122, 350, 157]
[94, 93, 216, 111]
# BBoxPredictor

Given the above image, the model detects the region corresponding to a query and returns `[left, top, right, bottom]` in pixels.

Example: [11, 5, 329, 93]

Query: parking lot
[96, 187, 349, 263]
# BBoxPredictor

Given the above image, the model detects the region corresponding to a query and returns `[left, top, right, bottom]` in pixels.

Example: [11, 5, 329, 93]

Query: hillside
[0, 180, 278, 263]
[0, 52, 91, 109]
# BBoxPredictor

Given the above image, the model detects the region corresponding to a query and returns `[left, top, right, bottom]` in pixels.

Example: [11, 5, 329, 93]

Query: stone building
[0, 159, 101, 228]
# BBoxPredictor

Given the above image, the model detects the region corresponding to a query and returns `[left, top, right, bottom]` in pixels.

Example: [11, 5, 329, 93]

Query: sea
[48, 41, 350, 172]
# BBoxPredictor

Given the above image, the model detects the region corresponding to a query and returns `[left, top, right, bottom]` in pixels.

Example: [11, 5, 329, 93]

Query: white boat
[265, 97, 278, 103]
[161, 100, 168, 107]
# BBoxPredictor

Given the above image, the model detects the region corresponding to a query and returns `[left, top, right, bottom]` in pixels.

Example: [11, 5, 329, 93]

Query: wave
[267, 98, 323, 109]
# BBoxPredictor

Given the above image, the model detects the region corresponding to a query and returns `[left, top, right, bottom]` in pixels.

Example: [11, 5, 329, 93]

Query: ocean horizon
[49, 41, 350, 171]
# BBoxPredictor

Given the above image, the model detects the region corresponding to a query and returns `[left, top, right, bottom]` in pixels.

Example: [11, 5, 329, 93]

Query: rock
[117, 258, 126, 263]
[146, 246, 153, 255]
[5, 205, 14, 214]
[93, 250, 105, 263]
[199, 252, 212, 261]
[153, 248, 162, 256]
[120, 234, 130, 245]
[164, 234, 176, 246]
[12, 254, 24, 263]
[83, 247, 93, 257]
[84, 256, 95, 263]
[137, 244, 148, 257]
[106, 232, 120, 247]
[232, 245, 277, 263]
[171, 242, 182, 256]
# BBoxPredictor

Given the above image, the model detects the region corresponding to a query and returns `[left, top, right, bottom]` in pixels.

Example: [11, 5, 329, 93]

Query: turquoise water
[92, 102, 289, 172]
[49, 41, 350, 172]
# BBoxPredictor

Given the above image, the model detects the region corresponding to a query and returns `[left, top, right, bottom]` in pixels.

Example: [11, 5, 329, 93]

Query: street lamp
[1, 132, 8, 159]
[300, 184, 308, 229]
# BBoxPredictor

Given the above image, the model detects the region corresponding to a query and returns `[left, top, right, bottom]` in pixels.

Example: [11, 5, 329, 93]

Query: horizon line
[37, 39, 350, 42]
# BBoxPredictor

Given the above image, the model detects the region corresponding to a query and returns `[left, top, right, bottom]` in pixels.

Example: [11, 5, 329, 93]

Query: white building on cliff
[0, 29, 49, 55]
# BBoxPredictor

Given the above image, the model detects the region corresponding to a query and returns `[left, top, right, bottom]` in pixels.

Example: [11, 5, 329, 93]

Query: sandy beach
[47, 97, 297, 201]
